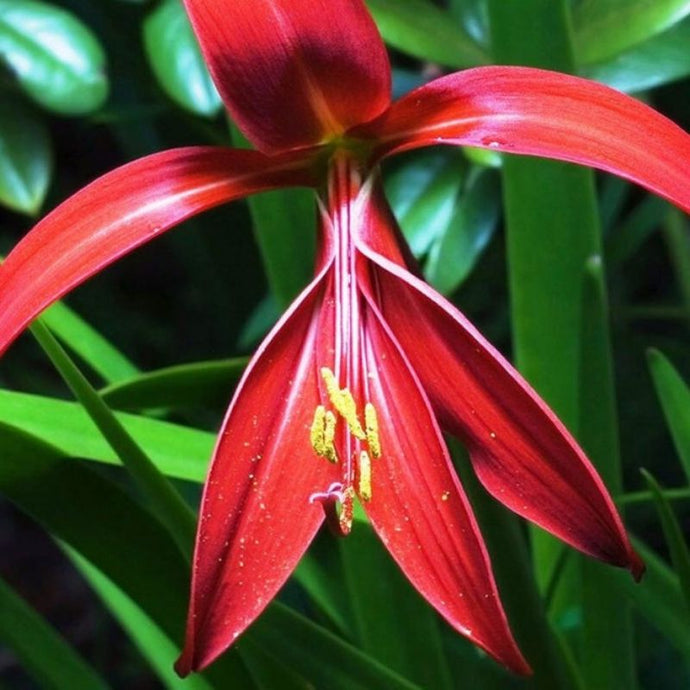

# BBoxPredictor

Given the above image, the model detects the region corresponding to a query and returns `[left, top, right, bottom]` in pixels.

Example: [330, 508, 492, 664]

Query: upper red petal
[354, 186, 644, 579]
[176, 266, 338, 675]
[0, 147, 316, 357]
[358, 292, 529, 675]
[183, 0, 391, 152]
[357, 66, 690, 214]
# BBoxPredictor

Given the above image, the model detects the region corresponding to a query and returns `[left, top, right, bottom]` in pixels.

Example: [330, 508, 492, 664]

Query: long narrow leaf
[339, 524, 453, 689]
[29, 319, 196, 556]
[0, 388, 212, 481]
[573, 0, 690, 65]
[647, 349, 690, 485]
[366, 0, 487, 67]
[640, 470, 690, 611]
[0, 575, 107, 690]
[624, 539, 690, 662]
[42, 301, 139, 384]
[65, 548, 214, 690]
[0, 421, 425, 689]
[100, 358, 246, 411]
[578, 257, 635, 690]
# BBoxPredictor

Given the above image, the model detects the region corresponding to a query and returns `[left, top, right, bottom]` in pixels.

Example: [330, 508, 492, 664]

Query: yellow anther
[358, 451, 372, 501]
[310, 405, 338, 463]
[323, 411, 338, 463]
[364, 403, 381, 458]
[310, 405, 327, 456]
[320, 367, 366, 440]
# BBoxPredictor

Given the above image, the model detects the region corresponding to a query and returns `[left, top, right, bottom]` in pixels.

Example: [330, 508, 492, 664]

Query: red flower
[1, 0, 689, 678]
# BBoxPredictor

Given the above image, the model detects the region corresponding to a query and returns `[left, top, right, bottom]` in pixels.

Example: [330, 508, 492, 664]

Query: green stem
[29, 319, 196, 557]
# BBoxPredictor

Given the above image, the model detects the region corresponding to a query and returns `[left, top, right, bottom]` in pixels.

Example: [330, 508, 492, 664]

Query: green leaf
[641, 470, 690, 613]
[339, 524, 453, 689]
[101, 357, 247, 411]
[230, 125, 316, 309]
[0, 422, 422, 689]
[0, 94, 51, 215]
[624, 539, 690, 662]
[647, 349, 690, 485]
[237, 293, 280, 350]
[65, 548, 214, 690]
[581, 16, 690, 92]
[425, 167, 500, 294]
[0, 421, 254, 687]
[251, 604, 422, 690]
[662, 210, 690, 314]
[42, 301, 139, 384]
[605, 197, 668, 266]
[0, 388, 212, 481]
[0, 574, 108, 690]
[384, 148, 468, 258]
[573, 0, 690, 65]
[143, 0, 221, 116]
[0, 0, 108, 115]
[452, 441, 582, 689]
[578, 257, 635, 690]
[29, 319, 196, 556]
[488, 0, 601, 616]
[366, 0, 488, 67]
[293, 534, 356, 637]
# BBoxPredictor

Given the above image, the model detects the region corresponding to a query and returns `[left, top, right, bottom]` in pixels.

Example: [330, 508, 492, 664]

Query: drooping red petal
[354, 187, 644, 579]
[176, 267, 338, 676]
[358, 291, 529, 675]
[182, 0, 391, 153]
[0, 147, 317, 357]
[357, 66, 690, 213]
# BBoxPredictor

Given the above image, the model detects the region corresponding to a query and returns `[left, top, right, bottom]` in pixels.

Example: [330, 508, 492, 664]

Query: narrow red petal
[359, 295, 529, 674]
[357, 66, 690, 213]
[176, 268, 338, 676]
[354, 188, 644, 579]
[0, 147, 316, 357]
[182, 0, 391, 152]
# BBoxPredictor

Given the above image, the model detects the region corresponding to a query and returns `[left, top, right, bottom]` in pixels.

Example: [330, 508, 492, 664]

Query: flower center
[308, 152, 382, 535]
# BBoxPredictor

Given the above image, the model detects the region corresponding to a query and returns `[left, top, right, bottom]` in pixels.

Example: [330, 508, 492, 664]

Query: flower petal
[354, 186, 644, 579]
[176, 267, 338, 676]
[357, 66, 690, 213]
[183, 0, 391, 152]
[0, 146, 316, 357]
[358, 291, 529, 675]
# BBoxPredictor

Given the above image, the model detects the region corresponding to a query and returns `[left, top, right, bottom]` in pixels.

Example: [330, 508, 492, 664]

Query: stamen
[323, 410, 338, 463]
[339, 486, 355, 535]
[364, 403, 381, 458]
[320, 367, 365, 440]
[310, 406, 338, 463]
[310, 405, 327, 456]
[358, 450, 372, 501]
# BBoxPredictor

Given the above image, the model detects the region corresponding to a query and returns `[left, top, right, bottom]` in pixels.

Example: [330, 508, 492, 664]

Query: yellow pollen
[364, 403, 381, 458]
[358, 451, 372, 501]
[310, 406, 338, 463]
[323, 410, 338, 463]
[320, 367, 366, 440]
[310, 405, 326, 454]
